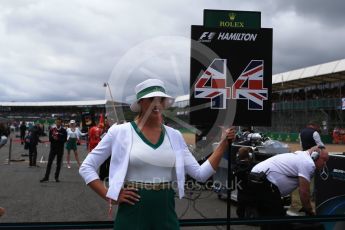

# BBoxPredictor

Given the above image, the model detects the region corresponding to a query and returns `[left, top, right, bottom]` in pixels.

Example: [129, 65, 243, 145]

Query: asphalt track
[0, 133, 258, 230]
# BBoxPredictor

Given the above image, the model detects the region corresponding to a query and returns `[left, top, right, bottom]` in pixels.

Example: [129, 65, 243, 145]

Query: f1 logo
[199, 32, 216, 42]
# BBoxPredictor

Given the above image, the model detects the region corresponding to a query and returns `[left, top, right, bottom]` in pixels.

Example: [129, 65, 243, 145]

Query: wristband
[108, 198, 113, 218]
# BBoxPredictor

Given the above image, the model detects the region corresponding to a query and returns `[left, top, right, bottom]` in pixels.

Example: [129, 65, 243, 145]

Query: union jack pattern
[194, 59, 230, 109]
[232, 60, 267, 110]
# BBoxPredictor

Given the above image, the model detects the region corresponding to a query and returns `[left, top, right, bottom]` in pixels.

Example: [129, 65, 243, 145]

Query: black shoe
[55, 179, 60, 183]
[40, 178, 48, 183]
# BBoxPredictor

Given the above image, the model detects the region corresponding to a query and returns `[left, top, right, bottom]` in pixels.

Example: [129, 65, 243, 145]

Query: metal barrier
[1, 216, 345, 229]
[7, 137, 12, 164]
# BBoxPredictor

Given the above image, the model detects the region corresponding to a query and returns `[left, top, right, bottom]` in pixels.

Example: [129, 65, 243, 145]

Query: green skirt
[113, 188, 179, 230]
[66, 138, 77, 151]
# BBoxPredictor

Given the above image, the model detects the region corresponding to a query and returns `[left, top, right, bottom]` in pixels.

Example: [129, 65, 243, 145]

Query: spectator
[95, 114, 110, 181]
[19, 121, 27, 145]
[66, 120, 85, 168]
[28, 123, 43, 167]
[88, 118, 104, 152]
[300, 121, 324, 150]
[40, 117, 67, 183]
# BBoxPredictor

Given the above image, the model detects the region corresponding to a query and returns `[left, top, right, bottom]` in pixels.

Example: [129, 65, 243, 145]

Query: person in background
[0, 122, 9, 148]
[233, 147, 255, 218]
[300, 121, 325, 150]
[87, 114, 109, 180]
[300, 121, 325, 201]
[96, 115, 111, 181]
[88, 117, 104, 152]
[19, 121, 27, 145]
[79, 78, 235, 229]
[28, 123, 43, 167]
[66, 120, 85, 168]
[40, 117, 67, 183]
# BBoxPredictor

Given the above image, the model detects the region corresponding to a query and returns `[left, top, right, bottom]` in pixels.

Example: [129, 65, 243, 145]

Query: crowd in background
[272, 84, 345, 103]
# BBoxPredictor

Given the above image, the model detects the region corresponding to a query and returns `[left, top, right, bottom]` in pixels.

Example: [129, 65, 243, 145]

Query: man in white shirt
[249, 146, 329, 230]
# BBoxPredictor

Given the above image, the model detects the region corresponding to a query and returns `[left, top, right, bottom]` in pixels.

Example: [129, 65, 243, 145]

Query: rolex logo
[228, 13, 236, 21]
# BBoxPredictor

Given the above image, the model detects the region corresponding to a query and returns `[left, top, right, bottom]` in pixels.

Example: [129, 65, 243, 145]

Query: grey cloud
[275, 0, 345, 26]
[0, 0, 344, 102]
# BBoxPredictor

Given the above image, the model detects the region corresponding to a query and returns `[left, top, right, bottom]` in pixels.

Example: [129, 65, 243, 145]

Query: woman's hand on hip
[117, 188, 141, 205]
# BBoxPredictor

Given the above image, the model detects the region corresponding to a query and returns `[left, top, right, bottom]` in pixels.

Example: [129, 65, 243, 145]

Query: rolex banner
[190, 25, 272, 138]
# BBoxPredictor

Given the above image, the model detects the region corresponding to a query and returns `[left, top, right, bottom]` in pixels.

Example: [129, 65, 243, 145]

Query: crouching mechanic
[233, 147, 255, 218]
[248, 146, 329, 230]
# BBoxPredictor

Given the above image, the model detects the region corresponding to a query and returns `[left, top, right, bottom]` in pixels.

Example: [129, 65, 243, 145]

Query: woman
[79, 78, 235, 229]
[66, 120, 84, 168]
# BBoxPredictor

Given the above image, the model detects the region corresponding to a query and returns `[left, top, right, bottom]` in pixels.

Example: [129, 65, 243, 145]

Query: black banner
[189, 26, 272, 155]
[316, 155, 345, 213]
[190, 25, 272, 133]
[315, 154, 345, 229]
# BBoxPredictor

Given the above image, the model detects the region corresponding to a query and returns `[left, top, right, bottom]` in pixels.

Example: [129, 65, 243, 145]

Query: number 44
[194, 59, 268, 110]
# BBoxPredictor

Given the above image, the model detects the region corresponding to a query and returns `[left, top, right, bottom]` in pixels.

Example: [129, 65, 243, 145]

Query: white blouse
[125, 127, 175, 183]
[79, 123, 216, 201]
[66, 127, 83, 140]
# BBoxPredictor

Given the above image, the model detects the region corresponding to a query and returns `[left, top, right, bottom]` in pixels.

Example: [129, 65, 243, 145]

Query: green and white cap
[130, 79, 174, 112]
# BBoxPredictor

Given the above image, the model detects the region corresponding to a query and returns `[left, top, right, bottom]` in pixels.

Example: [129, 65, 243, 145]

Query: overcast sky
[0, 0, 344, 103]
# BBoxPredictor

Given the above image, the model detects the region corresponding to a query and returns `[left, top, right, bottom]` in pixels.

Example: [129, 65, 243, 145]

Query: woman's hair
[134, 110, 143, 121]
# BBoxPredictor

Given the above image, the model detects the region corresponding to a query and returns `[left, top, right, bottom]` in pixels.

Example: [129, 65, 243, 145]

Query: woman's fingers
[122, 193, 140, 202]
[120, 198, 136, 205]
[123, 188, 140, 198]
[220, 126, 236, 141]
[125, 191, 141, 199]
[118, 188, 141, 205]
[226, 127, 236, 140]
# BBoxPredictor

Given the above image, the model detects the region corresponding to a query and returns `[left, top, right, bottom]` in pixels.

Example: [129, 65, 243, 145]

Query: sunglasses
[145, 97, 166, 102]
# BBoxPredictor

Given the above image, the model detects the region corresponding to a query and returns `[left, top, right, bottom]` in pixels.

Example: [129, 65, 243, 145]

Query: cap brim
[130, 92, 175, 112]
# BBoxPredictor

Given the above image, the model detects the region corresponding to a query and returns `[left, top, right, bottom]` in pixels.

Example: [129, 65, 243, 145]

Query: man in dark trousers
[233, 147, 255, 218]
[28, 123, 43, 167]
[40, 118, 67, 182]
[19, 121, 27, 145]
[300, 121, 325, 150]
